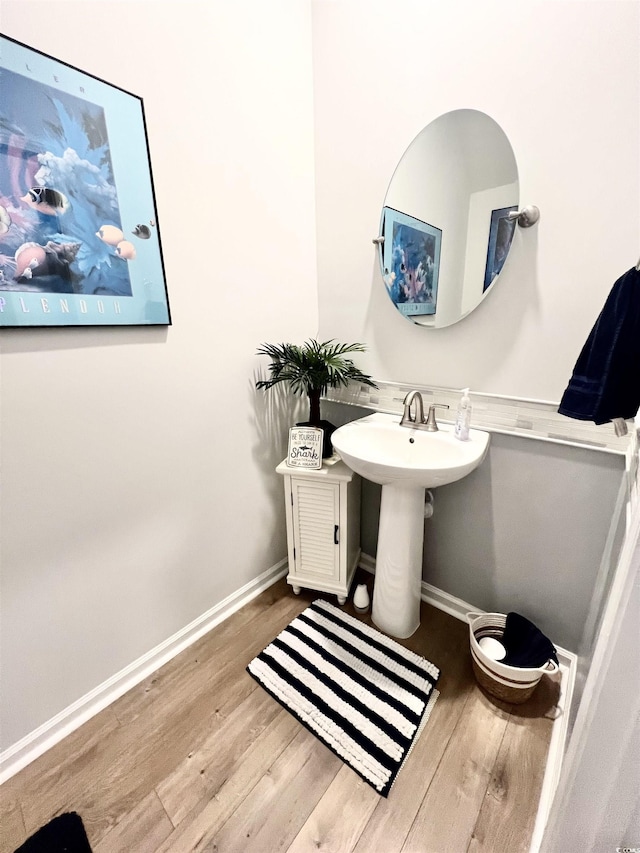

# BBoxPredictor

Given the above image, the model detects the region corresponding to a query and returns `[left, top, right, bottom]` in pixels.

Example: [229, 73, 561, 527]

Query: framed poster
[0, 34, 170, 327]
[382, 207, 441, 317]
[483, 206, 517, 292]
[287, 427, 323, 470]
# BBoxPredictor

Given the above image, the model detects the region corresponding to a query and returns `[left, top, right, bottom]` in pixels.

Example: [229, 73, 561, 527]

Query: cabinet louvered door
[290, 479, 339, 580]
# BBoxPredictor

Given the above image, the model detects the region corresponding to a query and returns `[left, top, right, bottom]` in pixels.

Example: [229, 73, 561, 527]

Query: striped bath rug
[246, 599, 440, 797]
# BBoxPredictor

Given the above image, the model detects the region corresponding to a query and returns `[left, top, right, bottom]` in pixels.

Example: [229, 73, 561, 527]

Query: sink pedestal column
[372, 483, 425, 639]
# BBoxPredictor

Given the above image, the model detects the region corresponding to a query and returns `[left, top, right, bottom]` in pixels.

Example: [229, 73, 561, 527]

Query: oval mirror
[379, 109, 519, 328]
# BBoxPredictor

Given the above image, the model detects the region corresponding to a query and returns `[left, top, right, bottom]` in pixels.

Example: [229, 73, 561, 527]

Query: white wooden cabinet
[276, 457, 360, 605]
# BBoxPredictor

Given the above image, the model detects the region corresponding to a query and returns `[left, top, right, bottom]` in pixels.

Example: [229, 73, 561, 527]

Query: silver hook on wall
[508, 205, 540, 228]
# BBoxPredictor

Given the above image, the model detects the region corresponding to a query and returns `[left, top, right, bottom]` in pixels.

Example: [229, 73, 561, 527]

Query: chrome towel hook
[507, 205, 540, 228]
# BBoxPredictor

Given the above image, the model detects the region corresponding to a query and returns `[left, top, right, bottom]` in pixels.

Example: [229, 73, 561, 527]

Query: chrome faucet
[400, 390, 424, 428]
[400, 390, 450, 432]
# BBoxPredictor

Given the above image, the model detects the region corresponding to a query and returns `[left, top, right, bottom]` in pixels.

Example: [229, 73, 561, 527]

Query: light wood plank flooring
[0, 574, 561, 853]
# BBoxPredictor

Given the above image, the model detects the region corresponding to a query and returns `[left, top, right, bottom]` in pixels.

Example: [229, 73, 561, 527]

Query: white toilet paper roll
[479, 636, 507, 661]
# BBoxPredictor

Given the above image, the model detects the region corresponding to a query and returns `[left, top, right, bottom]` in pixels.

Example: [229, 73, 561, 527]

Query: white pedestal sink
[332, 412, 490, 638]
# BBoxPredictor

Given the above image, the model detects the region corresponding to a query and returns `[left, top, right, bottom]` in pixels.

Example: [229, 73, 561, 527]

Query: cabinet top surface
[276, 455, 356, 481]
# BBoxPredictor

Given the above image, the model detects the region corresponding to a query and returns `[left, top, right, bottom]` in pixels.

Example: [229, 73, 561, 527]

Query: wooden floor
[0, 574, 561, 853]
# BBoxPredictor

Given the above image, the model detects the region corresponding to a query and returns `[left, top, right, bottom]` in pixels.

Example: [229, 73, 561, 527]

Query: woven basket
[467, 612, 559, 705]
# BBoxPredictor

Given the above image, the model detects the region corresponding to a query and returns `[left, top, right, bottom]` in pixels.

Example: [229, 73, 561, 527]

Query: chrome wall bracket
[508, 205, 540, 228]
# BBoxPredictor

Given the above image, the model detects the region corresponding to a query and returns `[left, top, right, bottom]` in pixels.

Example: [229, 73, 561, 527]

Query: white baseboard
[529, 650, 577, 853]
[358, 552, 577, 853]
[0, 559, 288, 785]
[358, 552, 376, 574]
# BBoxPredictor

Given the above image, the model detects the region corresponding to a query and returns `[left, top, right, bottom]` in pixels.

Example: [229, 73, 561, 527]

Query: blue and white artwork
[382, 207, 441, 317]
[483, 206, 517, 292]
[0, 35, 170, 327]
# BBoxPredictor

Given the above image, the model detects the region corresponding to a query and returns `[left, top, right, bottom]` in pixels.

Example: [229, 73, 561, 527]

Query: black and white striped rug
[247, 599, 440, 797]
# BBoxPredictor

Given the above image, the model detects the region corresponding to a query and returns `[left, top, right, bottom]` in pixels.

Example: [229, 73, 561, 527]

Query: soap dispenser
[454, 388, 471, 441]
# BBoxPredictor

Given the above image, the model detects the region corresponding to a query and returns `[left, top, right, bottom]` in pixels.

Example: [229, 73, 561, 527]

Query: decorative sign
[0, 34, 170, 327]
[287, 426, 323, 469]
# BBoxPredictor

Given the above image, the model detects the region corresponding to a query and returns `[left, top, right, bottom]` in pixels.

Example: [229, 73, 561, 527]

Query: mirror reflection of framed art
[483, 206, 518, 292]
[382, 207, 442, 318]
[0, 34, 170, 328]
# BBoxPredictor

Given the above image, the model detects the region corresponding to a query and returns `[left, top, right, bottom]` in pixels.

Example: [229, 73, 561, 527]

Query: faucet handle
[425, 403, 450, 431]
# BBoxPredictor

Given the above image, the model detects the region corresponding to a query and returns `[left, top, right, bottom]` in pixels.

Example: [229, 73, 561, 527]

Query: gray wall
[421, 433, 624, 652]
[325, 402, 626, 653]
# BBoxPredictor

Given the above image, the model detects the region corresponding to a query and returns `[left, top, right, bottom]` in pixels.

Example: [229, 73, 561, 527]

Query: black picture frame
[0, 34, 170, 327]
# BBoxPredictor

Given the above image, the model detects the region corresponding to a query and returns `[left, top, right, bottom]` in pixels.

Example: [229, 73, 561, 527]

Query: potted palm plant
[256, 339, 377, 457]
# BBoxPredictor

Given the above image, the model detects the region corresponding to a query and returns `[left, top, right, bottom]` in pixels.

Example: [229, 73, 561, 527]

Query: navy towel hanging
[558, 265, 640, 425]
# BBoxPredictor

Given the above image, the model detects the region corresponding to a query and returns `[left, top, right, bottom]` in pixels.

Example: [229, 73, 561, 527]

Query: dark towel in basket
[501, 612, 558, 669]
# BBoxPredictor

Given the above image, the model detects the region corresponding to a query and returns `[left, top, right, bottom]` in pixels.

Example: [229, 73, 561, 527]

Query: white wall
[0, 0, 318, 749]
[2, 0, 638, 770]
[312, 0, 639, 400]
[541, 498, 640, 852]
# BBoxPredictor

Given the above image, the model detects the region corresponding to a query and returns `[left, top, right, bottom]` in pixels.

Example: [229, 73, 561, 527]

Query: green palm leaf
[256, 339, 377, 397]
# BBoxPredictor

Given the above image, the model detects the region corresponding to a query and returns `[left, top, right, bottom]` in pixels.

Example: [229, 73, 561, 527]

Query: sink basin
[331, 412, 490, 488]
[332, 411, 490, 639]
